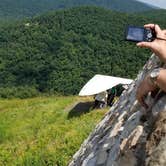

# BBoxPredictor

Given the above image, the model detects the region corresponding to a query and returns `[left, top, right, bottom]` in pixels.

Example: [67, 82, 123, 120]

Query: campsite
[79, 74, 133, 108]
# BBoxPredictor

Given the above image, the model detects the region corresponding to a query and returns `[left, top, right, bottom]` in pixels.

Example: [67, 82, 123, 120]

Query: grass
[0, 96, 108, 166]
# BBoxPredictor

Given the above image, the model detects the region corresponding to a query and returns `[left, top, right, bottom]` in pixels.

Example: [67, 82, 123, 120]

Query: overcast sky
[137, 0, 166, 9]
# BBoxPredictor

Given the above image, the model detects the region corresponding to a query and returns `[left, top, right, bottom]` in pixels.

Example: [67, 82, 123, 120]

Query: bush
[0, 86, 40, 99]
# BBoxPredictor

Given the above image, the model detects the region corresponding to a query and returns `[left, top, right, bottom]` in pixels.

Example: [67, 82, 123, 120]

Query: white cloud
[137, 0, 166, 9]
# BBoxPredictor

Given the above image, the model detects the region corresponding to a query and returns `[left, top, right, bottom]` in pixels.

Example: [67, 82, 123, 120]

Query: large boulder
[69, 54, 166, 166]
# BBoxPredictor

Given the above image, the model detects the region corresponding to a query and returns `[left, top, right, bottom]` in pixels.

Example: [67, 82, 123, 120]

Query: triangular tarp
[79, 74, 133, 96]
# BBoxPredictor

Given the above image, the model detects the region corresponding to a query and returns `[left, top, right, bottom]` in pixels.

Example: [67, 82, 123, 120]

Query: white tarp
[79, 74, 133, 96]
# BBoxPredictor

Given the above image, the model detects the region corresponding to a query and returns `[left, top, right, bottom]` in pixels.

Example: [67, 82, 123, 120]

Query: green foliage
[0, 0, 155, 20]
[0, 96, 107, 165]
[0, 86, 39, 99]
[0, 7, 166, 97]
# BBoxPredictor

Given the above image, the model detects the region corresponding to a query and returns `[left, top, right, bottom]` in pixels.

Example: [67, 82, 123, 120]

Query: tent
[79, 74, 133, 96]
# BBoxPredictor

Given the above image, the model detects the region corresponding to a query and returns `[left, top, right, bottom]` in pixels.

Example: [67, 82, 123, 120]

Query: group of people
[93, 84, 125, 109]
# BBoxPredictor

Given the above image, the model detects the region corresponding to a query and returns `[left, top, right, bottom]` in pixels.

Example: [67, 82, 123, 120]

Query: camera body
[125, 26, 156, 42]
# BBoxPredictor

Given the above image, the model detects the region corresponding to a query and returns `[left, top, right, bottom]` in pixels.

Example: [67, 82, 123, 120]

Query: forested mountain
[0, 7, 166, 98]
[0, 0, 155, 19]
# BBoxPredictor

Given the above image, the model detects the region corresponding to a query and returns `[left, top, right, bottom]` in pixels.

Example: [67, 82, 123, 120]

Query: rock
[117, 150, 137, 166]
[147, 137, 166, 166]
[146, 111, 166, 166]
[68, 54, 166, 166]
[96, 150, 108, 165]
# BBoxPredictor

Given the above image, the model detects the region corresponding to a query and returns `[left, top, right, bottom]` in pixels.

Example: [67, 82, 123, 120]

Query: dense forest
[0, 7, 166, 98]
[0, 0, 155, 19]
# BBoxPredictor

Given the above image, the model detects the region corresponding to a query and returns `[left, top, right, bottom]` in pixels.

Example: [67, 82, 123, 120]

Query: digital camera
[125, 26, 156, 42]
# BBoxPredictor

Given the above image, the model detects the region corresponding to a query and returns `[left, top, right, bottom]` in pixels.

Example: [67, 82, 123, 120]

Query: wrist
[147, 75, 158, 88]
[148, 68, 162, 87]
[159, 50, 166, 63]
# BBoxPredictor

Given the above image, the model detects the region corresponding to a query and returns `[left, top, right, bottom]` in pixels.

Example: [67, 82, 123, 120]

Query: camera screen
[126, 27, 144, 41]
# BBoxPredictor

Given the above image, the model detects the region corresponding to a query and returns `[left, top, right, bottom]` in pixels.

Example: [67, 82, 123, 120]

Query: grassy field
[0, 96, 108, 166]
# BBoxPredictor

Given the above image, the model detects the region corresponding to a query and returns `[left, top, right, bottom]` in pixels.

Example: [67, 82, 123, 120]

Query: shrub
[0, 86, 40, 99]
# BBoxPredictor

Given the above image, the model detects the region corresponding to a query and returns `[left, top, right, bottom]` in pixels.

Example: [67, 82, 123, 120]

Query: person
[94, 91, 108, 109]
[107, 87, 117, 106]
[136, 24, 166, 109]
[116, 84, 126, 97]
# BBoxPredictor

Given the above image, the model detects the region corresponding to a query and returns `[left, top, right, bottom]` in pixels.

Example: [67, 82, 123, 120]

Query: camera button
[147, 33, 152, 38]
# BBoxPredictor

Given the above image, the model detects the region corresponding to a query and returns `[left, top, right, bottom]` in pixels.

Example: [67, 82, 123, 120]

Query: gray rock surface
[69, 54, 166, 166]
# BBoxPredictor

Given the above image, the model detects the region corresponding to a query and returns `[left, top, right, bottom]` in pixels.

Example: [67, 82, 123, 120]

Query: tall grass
[0, 96, 108, 165]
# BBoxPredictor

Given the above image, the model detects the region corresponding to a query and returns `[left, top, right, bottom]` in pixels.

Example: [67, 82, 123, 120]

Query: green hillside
[0, 7, 166, 98]
[0, 96, 107, 165]
[0, 0, 155, 19]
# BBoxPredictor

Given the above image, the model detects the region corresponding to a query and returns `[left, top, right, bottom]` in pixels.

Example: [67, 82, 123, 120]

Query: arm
[136, 24, 166, 108]
[156, 69, 166, 92]
[136, 68, 166, 109]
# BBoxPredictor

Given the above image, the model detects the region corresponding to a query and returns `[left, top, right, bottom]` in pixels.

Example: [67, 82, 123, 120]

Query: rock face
[69, 54, 166, 166]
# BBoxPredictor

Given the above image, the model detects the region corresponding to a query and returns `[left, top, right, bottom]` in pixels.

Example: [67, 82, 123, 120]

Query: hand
[137, 24, 166, 63]
[136, 76, 157, 109]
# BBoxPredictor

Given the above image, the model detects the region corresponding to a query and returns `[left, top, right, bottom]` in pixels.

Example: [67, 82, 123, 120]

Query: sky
[137, 0, 166, 9]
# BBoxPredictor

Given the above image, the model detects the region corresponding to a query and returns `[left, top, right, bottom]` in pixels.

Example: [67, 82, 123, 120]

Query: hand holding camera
[126, 24, 166, 63]
[137, 24, 166, 63]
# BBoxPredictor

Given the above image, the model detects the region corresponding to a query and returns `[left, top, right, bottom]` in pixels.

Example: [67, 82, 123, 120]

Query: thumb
[162, 30, 166, 35]
[155, 24, 162, 35]
[137, 42, 152, 49]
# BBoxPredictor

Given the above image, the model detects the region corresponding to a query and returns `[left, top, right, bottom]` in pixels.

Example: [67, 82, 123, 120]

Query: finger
[136, 88, 148, 109]
[136, 89, 143, 104]
[162, 30, 166, 35]
[137, 42, 152, 49]
[144, 24, 155, 29]
[142, 101, 149, 109]
[151, 89, 158, 98]
[138, 96, 148, 109]
[144, 24, 162, 34]
[155, 24, 162, 34]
